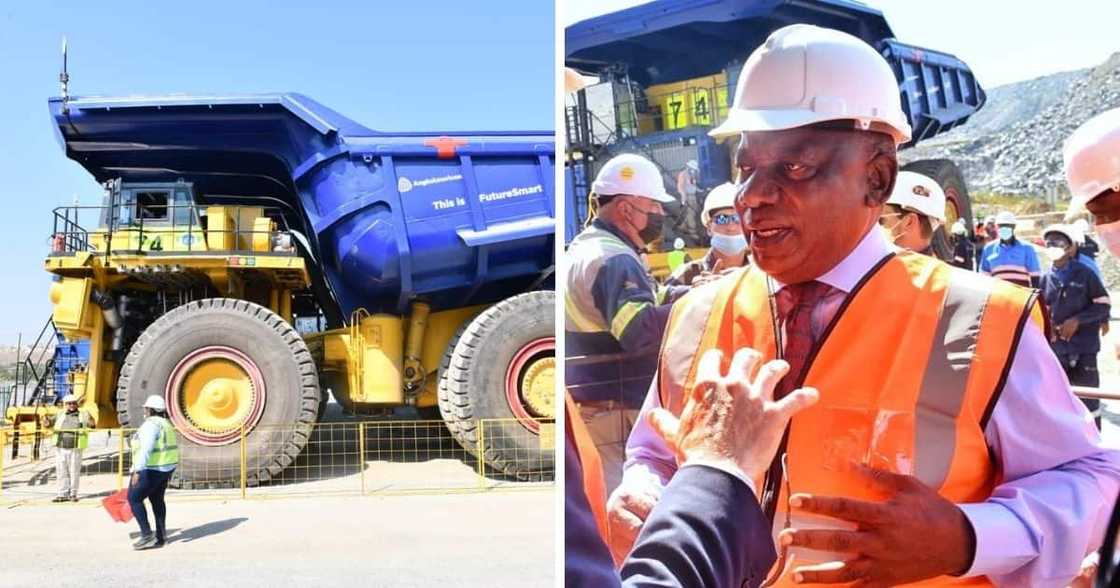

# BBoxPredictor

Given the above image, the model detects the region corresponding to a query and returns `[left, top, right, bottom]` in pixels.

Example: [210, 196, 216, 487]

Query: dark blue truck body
[49, 94, 555, 323]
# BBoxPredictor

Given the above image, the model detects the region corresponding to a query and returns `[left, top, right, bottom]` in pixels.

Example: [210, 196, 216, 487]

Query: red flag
[101, 489, 133, 523]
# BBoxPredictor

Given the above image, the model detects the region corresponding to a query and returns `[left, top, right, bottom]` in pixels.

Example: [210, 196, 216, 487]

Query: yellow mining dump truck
[5, 93, 556, 486]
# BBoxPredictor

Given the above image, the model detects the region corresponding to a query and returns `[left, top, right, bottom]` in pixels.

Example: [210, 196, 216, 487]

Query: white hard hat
[984, 215, 996, 224]
[995, 211, 1017, 226]
[701, 182, 740, 225]
[673, 237, 685, 249]
[143, 395, 166, 411]
[1042, 223, 1080, 245]
[62, 394, 78, 403]
[1073, 218, 1091, 234]
[592, 154, 674, 204]
[1064, 107, 1120, 207]
[951, 219, 967, 236]
[886, 171, 946, 224]
[710, 24, 911, 144]
[686, 160, 699, 172]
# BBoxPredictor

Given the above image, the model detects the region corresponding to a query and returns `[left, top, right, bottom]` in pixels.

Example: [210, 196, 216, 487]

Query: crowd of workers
[565, 24, 1120, 587]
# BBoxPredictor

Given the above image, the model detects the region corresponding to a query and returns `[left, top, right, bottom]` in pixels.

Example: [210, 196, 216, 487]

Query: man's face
[707, 207, 742, 237]
[1044, 233, 1075, 264]
[734, 127, 892, 284]
[1087, 189, 1120, 224]
[65, 402, 77, 413]
[616, 195, 664, 242]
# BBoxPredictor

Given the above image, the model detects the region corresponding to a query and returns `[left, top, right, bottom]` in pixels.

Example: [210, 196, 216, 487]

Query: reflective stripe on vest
[131, 416, 180, 468]
[54, 412, 89, 450]
[660, 253, 1041, 586]
[565, 225, 651, 334]
[565, 393, 610, 545]
[666, 250, 687, 272]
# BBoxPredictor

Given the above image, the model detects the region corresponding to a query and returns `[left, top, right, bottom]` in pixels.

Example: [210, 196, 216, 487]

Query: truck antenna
[60, 36, 70, 113]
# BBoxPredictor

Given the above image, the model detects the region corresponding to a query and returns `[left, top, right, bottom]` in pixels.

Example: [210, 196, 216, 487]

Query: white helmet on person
[1064, 107, 1120, 208]
[143, 395, 166, 411]
[591, 154, 675, 204]
[62, 394, 79, 404]
[1042, 223, 1080, 245]
[995, 211, 1017, 226]
[951, 219, 967, 236]
[673, 237, 685, 250]
[710, 24, 911, 144]
[701, 182, 740, 225]
[886, 171, 946, 226]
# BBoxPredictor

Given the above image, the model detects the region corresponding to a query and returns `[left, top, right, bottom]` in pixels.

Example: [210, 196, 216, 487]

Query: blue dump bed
[49, 94, 555, 323]
[566, 0, 986, 147]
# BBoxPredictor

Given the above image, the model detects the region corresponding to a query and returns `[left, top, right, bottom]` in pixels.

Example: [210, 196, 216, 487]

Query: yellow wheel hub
[521, 357, 555, 418]
[180, 358, 256, 434]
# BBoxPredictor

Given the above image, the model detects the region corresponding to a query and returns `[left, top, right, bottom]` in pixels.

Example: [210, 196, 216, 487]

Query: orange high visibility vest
[658, 252, 1042, 587]
[565, 393, 611, 545]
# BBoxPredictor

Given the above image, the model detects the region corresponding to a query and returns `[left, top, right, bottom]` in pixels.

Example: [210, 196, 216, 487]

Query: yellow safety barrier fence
[0, 418, 554, 504]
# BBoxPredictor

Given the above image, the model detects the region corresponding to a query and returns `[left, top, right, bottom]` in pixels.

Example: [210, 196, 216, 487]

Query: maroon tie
[760, 280, 835, 524]
[773, 280, 833, 399]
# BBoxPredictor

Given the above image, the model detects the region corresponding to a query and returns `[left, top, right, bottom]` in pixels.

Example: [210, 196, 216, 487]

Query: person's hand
[1059, 317, 1080, 341]
[649, 347, 819, 483]
[780, 464, 975, 586]
[605, 472, 663, 566]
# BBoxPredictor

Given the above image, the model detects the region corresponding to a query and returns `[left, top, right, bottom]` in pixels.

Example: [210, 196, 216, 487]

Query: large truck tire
[902, 159, 974, 262]
[437, 291, 555, 480]
[117, 298, 321, 488]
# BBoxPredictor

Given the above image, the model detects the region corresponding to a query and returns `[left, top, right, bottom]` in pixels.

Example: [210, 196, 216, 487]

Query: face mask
[637, 211, 664, 245]
[710, 233, 748, 255]
[1097, 220, 1120, 257]
[998, 227, 1014, 241]
[1045, 247, 1067, 262]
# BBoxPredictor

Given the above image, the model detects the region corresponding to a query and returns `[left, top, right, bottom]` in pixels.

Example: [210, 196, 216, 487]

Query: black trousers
[1060, 353, 1101, 428]
[129, 468, 174, 541]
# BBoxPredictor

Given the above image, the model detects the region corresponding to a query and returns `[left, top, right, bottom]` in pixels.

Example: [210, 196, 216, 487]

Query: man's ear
[866, 155, 897, 207]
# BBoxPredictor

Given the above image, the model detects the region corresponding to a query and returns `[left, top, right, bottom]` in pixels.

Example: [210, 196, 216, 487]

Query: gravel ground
[2, 490, 555, 586]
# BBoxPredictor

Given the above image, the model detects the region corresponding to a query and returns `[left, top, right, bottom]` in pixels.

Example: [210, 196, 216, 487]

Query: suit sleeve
[567, 434, 777, 587]
[621, 465, 777, 588]
[591, 255, 670, 351]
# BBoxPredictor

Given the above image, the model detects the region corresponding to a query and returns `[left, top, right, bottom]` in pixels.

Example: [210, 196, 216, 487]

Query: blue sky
[0, 0, 555, 343]
[566, 0, 1120, 88]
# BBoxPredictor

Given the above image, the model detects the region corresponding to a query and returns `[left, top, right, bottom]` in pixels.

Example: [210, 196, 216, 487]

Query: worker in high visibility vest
[665, 182, 750, 288]
[44, 394, 93, 502]
[610, 24, 1119, 586]
[128, 394, 179, 550]
[665, 238, 690, 273]
[565, 153, 681, 495]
